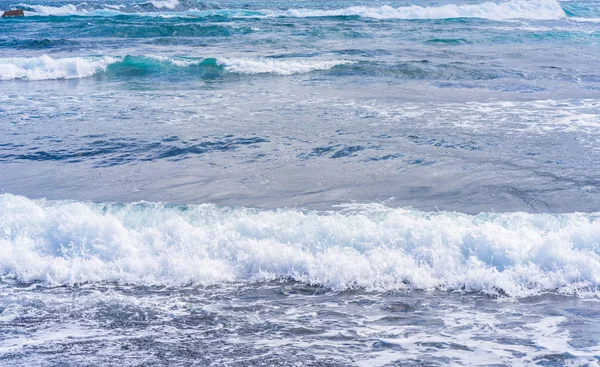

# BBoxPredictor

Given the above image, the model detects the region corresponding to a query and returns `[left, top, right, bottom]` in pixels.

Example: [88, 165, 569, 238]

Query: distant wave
[17, 3, 80, 16]
[0, 55, 355, 81]
[1, 194, 599, 298]
[276, 0, 566, 20]
[145, 0, 179, 10]
[13, 0, 566, 20]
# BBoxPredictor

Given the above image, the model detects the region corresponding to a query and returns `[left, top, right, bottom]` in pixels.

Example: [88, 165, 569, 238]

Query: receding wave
[0, 55, 355, 81]
[13, 0, 566, 20]
[1, 194, 599, 298]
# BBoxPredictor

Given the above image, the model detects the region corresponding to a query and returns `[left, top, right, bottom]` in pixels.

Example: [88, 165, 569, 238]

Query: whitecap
[0, 55, 121, 81]
[1, 194, 599, 298]
[274, 0, 566, 20]
[216, 58, 356, 75]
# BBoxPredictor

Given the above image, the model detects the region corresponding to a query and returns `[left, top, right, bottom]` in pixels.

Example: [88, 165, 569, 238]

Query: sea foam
[145, 0, 179, 10]
[0, 55, 120, 81]
[15, 0, 566, 20]
[0, 55, 354, 80]
[277, 0, 566, 20]
[1, 194, 599, 298]
[216, 58, 356, 75]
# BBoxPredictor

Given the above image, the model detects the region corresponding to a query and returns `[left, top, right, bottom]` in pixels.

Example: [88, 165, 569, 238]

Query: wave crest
[14, 0, 566, 20]
[0, 55, 354, 81]
[279, 0, 566, 20]
[216, 58, 355, 75]
[0, 55, 120, 81]
[1, 194, 599, 298]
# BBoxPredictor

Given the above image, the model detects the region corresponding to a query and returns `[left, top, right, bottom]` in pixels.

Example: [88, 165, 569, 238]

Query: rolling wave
[0, 55, 355, 80]
[0, 55, 119, 81]
[12, 0, 566, 20]
[1, 194, 599, 298]
[276, 0, 566, 20]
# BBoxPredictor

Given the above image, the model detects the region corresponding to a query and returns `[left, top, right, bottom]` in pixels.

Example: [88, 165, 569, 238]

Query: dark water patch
[533, 352, 578, 366]
[270, 52, 321, 58]
[298, 145, 381, 160]
[82, 23, 254, 38]
[331, 145, 365, 158]
[155, 137, 268, 161]
[365, 153, 404, 162]
[291, 26, 370, 39]
[407, 135, 482, 151]
[332, 48, 392, 57]
[0, 38, 79, 49]
[417, 341, 472, 352]
[406, 158, 435, 166]
[0, 135, 268, 167]
[297, 145, 339, 160]
[143, 37, 210, 46]
[425, 38, 472, 45]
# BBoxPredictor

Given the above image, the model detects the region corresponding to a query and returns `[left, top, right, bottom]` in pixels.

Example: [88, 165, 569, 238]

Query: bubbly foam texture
[145, 55, 203, 67]
[146, 0, 179, 9]
[17, 0, 566, 20]
[276, 0, 566, 20]
[0, 55, 120, 81]
[19, 3, 80, 15]
[216, 58, 355, 75]
[1, 194, 599, 297]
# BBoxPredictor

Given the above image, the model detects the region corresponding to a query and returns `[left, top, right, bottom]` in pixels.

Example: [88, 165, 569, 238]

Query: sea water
[1, 0, 600, 365]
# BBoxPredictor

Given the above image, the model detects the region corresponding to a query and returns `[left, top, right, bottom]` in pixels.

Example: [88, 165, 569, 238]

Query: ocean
[1, 0, 600, 365]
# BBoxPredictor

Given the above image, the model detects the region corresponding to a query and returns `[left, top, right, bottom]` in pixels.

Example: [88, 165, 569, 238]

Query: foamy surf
[1, 194, 599, 298]
[216, 58, 356, 75]
[13, 0, 567, 20]
[0, 55, 120, 81]
[0, 55, 355, 80]
[278, 0, 566, 20]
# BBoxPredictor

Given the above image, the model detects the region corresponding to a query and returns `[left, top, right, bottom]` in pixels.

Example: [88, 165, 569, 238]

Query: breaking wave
[276, 0, 566, 20]
[0, 55, 119, 81]
[0, 55, 355, 80]
[12, 0, 566, 20]
[1, 194, 599, 298]
[216, 57, 356, 76]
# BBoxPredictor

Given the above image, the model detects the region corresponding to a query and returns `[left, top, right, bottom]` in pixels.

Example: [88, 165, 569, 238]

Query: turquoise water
[1, 0, 600, 365]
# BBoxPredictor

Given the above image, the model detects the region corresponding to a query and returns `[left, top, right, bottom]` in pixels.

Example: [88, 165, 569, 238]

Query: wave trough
[1, 194, 599, 298]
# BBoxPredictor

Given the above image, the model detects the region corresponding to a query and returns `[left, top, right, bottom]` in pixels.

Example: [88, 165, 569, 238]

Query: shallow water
[1, 280, 599, 366]
[1, 0, 600, 365]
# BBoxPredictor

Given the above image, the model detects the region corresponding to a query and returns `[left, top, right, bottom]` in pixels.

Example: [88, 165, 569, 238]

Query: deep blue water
[1, 0, 600, 365]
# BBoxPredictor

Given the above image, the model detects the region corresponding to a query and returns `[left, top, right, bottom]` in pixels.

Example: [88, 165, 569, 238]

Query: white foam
[17, 0, 565, 20]
[19, 3, 81, 15]
[0, 55, 120, 81]
[216, 58, 355, 75]
[146, 0, 179, 10]
[1, 194, 599, 297]
[275, 0, 566, 20]
[17, 1, 177, 15]
[146, 55, 203, 67]
[569, 17, 600, 23]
